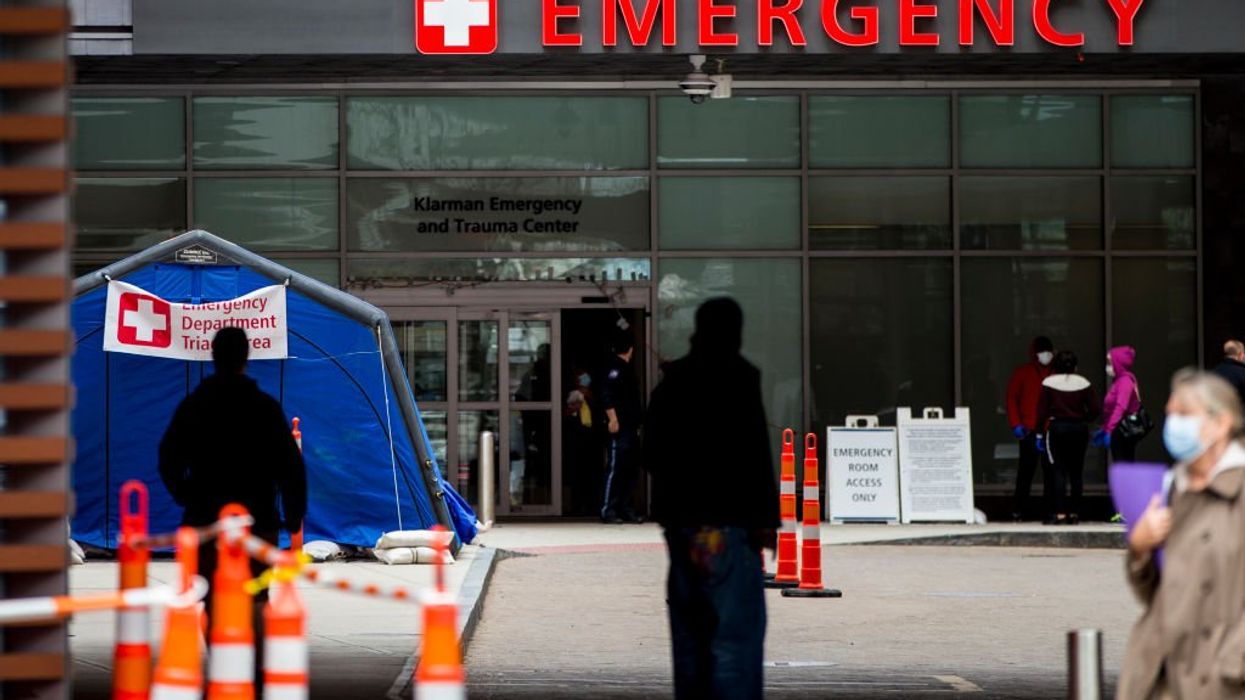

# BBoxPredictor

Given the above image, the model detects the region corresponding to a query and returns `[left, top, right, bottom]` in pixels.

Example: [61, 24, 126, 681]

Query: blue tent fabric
[72, 255, 477, 549]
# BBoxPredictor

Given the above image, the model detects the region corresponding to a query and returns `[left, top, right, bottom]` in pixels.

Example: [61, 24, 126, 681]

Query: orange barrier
[152, 527, 206, 700]
[263, 552, 308, 700]
[781, 434, 842, 599]
[0, 584, 190, 625]
[767, 429, 800, 590]
[290, 417, 305, 554]
[208, 504, 257, 700]
[115, 480, 153, 700]
[414, 526, 465, 700]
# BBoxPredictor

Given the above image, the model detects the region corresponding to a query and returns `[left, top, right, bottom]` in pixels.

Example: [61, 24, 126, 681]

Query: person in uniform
[600, 329, 643, 524]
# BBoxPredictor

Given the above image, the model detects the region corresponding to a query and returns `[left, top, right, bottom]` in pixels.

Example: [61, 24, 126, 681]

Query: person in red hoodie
[1006, 336, 1055, 521]
[1095, 345, 1145, 462]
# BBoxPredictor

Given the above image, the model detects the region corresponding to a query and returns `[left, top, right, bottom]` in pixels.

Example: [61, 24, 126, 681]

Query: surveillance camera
[679, 54, 715, 104]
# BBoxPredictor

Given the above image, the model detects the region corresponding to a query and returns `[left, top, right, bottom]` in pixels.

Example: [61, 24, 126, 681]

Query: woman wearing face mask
[1036, 350, 1100, 525]
[1098, 346, 1145, 462]
[1119, 369, 1245, 700]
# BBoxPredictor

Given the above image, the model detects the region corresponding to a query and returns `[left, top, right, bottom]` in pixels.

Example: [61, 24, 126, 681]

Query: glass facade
[72, 88, 1200, 491]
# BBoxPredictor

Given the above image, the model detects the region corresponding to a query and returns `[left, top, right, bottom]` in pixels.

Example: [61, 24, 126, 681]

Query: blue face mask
[578, 373, 591, 387]
[1164, 414, 1207, 462]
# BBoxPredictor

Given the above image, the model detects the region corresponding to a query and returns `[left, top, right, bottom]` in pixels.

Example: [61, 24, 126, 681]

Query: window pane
[960, 95, 1102, 168]
[347, 257, 650, 283]
[421, 410, 449, 474]
[271, 258, 340, 287]
[1111, 176, 1195, 250]
[460, 321, 500, 402]
[657, 258, 801, 458]
[397, 320, 448, 402]
[510, 410, 553, 508]
[658, 96, 799, 169]
[73, 97, 185, 170]
[809, 176, 950, 250]
[74, 178, 186, 252]
[810, 96, 950, 168]
[1111, 95, 1195, 169]
[456, 410, 499, 508]
[961, 176, 1102, 250]
[193, 97, 338, 170]
[347, 96, 647, 171]
[659, 177, 799, 250]
[961, 258, 1105, 486]
[1112, 259, 1197, 464]
[347, 177, 649, 252]
[812, 259, 953, 430]
[193, 178, 338, 252]
[510, 320, 552, 402]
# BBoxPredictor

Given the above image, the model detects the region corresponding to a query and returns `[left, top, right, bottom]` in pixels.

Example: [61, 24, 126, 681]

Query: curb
[841, 530, 1126, 549]
[386, 545, 500, 700]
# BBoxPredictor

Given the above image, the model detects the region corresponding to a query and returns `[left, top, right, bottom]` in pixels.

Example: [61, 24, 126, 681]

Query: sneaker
[600, 512, 624, 525]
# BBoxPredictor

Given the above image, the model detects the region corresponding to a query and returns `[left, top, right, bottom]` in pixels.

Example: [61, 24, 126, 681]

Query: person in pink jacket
[1096, 346, 1145, 462]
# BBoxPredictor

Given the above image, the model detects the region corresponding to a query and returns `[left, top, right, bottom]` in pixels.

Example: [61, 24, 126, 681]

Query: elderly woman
[1120, 369, 1245, 699]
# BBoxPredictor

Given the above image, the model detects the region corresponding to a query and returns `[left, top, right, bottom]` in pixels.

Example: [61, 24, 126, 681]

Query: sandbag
[303, 540, 346, 562]
[374, 529, 453, 551]
[373, 546, 455, 566]
[69, 539, 85, 566]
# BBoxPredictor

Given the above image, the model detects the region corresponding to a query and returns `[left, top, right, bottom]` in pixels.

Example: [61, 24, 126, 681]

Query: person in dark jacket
[645, 297, 780, 700]
[1212, 339, 1245, 408]
[1037, 350, 1100, 525]
[600, 329, 643, 524]
[1006, 336, 1054, 521]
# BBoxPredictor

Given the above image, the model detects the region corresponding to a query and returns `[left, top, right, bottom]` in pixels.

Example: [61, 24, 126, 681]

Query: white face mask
[1106, 363, 1116, 379]
[1037, 351, 1054, 366]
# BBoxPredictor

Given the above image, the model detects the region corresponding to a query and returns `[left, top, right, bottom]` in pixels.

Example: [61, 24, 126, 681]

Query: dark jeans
[1014, 433, 1054, 519]
[665, 527, 766, 700]
[1048, 421, 1090, 517]
[1110, 426, 1140, 463]
[602, 432, 639, 519]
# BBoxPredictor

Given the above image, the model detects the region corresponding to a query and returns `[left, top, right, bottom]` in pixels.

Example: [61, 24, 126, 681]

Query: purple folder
[1109, 462, 1170, 569]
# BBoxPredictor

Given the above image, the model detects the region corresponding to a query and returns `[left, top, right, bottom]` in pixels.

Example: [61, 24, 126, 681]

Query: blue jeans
[665, 527, 766, 700]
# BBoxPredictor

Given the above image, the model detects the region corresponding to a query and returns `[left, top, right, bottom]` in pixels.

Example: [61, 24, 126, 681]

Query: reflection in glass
[421, 410, 449, 474]
[347, 257, 651, 284]
[194, 178, 339, 252]
[347, 177, 650, 253]
[809, 176, 951, 250]
[961, 177, 1101, 250]
[811, 259, 954, 430]
[459, 321, 500, 402]
[658, 258, 801, 461]
[75, 178, 186, 252]
[1112, 259, 1197, 463]
[810, 96, 950, 168]
[960, 95, 1102, 168]
[658, 96, 800, 169]
[397, 321, 448, 401]
[193, 97, 339, 170]
[347, 96, 648, 171]
[659, 177, 800, 250]
[457, 410, 499, 509]
[961, 258, 1105, 485]
[73, 97, 185, 170]
[510, 321, 552, 402]
[271, 258, 340, 287]
[1111, 95, 1195, 169]
[1111, 176, 1195, 250]
[509, 410, 553, 509]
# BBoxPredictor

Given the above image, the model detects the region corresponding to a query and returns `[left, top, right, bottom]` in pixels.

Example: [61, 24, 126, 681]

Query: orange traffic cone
[115, 480, 153, 700]
[152, 527, 205, 700]
[767, 429, 800, 589]
[263, 552, 308, 700]
[414, 526, 464, 700]
[208, 504, 256, 700]
[782, 433, 842, 599]
[290, 418, 305, 554]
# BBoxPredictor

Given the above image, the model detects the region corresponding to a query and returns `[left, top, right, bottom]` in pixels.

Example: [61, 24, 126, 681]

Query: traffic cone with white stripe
[152, 527, 205, 700]
[782, 433, 842, 599]
[415, 526, 464, 700]
[115, 480, 153, 700]
[766, 429, 800, 589]
[208, 504, 256, 700]
[263, 552, 308, 700]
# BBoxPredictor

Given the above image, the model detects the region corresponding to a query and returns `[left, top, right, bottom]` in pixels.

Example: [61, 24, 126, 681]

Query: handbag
[1116, 385, 1154, 441]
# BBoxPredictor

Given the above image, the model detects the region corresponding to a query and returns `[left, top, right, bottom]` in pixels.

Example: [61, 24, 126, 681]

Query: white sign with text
[897, 407, 975, 524]
[827, 417, 901, 523]
[103, 280, 288, 361]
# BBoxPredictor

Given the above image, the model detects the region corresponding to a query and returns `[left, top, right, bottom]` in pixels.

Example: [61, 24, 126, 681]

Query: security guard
[600, 329, 643, 524]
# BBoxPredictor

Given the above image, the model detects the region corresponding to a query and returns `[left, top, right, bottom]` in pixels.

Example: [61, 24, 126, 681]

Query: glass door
[504, 312, 561, 515]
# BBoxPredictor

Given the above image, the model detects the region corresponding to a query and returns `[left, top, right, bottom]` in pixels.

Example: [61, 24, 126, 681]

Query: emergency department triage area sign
[897, 407, 975, 524]
[827, 417, 900, 523]
[103, 280, 288, 361]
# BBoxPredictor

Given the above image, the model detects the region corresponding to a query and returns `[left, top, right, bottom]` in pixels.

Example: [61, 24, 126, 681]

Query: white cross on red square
[116, 293, 172, 348]
[415, 0, 497, 54]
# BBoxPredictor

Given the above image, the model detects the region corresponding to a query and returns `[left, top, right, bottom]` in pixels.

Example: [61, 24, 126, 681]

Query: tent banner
[103, 280, 288, 361]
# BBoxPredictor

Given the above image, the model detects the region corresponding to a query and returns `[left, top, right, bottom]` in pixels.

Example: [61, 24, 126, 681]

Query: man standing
[600, 329, 643, 524]
[1212, 339, 1245, 407]
[1006, 336, 1054, 521]
[645, 298, 779, 700]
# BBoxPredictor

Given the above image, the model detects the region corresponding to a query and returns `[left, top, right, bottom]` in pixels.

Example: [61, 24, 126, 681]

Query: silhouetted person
[645, 298, 779, 700]
[1213, 339, 1245, 408]
[1007, 335, 1054, 521]
[158, 327, 305, 688]
[600, 329, 642, 524]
